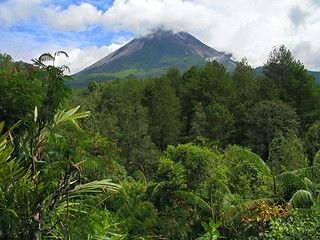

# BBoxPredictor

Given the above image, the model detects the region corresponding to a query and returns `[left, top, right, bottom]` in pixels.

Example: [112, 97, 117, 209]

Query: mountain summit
[73, 30, 237, 87]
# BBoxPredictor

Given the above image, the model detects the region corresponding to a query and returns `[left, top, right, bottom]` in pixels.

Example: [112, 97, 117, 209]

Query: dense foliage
[1, 45, 320, 239]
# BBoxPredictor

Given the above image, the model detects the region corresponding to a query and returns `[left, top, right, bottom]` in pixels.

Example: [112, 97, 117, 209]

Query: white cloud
[44, 3, 103, 31]
[0, 30, 124, 74]
[54, 44, 123, 74]
[101, 0, 320, 70]
[0, 0, 42, 26]
[111, 34, 134, 45]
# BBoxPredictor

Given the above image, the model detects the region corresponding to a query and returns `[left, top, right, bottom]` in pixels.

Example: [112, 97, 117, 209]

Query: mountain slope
[72, 30, 237, 87]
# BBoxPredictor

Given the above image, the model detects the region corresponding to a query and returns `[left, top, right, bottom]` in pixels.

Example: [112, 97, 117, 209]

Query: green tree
[0, 53, 44, 134]
[109, 181, 159, 238]
[200, 61, 235, 107]
[269, 132, 308, 175]
[0, 52, 125, 239]
[32, 51, 72, 128]
[304, 121, 320, 166]
[165, 67, 182, 95]
[180, 65, 202, 136]
[179, 62, 235, 142]
[154, 144, 226, 239]
[223, 145, 273, 200]
[205, 102, 234, 146]
[214, 146, 275, 239]
[263, 45, 320, 127]
[232, 58, 258, 104]
[147, 76, 182, 151]
[189, 101, 208, 144]
[231, 58, 258, 144]
[245, 100, 299, 160]
[98, 79, 159, 177]
[0, 113, 122, 239]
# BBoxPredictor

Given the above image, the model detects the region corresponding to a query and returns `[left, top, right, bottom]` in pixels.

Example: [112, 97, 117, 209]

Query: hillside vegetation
[1, 46, 320, 239]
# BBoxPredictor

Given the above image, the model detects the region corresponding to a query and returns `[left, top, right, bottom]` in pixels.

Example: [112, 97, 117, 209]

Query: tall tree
[263, 45, 320, 128]
[231, 58, 259, 144]
[189, 101, 207, 144]
[205, 102, 234, 146]
[180, 62, 235, 141]
[147, 76, 182, 151]
[232, 58, 258, 104]
[95, 79, 159, 176]
[200, 61, 235, 107]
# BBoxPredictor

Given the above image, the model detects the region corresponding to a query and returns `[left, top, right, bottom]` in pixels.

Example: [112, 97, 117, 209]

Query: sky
[0, 0, 320, 74]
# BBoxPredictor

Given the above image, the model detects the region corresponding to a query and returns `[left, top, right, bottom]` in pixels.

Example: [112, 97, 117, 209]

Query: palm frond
[277, 171, 306, 189]
[222, 197, 275, 223]
[174, 190, 213, 213]
[0, 121, 4, 134]
[63, 75, 73, 81]
[245, 148, 271, 176]
[70, 179, 121, 195]
[215, 179, 231, 195]
[233, 147, 271, 176]
[289, 189, 314, 208]
[148, 182, 167, 203]
[0, 121, 25, 222]
[304, 177, 316, 192]
[54, 50, 69, 59]
[220, 193, 242, 212]
[314, 149, 320, 166]
[39, 53, 54, 63]
[60, 65, 71, 73]
[31, 57, 46, 68]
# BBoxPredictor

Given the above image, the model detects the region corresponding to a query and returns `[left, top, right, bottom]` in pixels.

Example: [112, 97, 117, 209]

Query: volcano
[72, 29, 237, 87]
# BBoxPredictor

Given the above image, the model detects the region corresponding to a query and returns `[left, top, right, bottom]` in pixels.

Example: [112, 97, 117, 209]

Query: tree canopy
[1, 45, 320, 239]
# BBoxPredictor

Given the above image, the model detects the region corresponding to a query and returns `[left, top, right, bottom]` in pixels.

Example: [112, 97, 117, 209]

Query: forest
[1, 45, 320, 239]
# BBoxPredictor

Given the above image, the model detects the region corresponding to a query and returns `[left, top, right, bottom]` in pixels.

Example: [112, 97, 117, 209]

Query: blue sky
[1, 0, 320, 74]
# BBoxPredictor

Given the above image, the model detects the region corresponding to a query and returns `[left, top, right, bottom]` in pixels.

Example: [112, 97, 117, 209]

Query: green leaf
[201, 221, 211, 232]
[52, 105, 90, 130]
